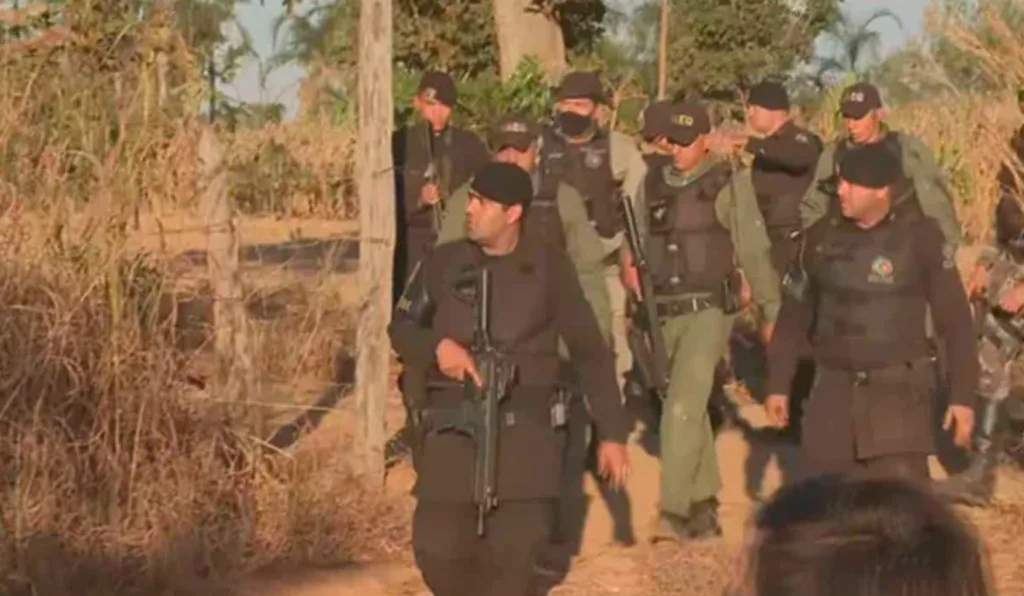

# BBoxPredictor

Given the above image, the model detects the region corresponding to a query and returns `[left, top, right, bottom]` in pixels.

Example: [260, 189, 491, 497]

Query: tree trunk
[657, 0, 669, 100]
[492, 0, 566, 81]
[354, 0, 394, 487]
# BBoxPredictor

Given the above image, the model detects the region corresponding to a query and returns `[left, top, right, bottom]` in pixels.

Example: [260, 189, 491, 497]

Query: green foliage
[393, 57, 552, 140]
[394, 0, 499, 79]
[666, 0, 841, 97]
[455, 57, 554, 139]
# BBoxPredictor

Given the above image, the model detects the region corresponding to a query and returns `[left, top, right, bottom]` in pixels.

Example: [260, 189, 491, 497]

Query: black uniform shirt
[392, 121, 490, 229]
[390, 236, 626, 439]
[389, 231, 629, 501]
[747, 120, 823, 177]
[767, 200, 978, 406]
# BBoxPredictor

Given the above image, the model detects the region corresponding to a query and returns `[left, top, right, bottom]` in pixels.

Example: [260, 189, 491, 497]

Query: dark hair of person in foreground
[745, 474, 992, 596]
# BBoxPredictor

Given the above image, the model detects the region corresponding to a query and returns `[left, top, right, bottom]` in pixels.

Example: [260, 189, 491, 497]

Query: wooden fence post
[199, 126, 254, 416]
[354, 0, 395, 486]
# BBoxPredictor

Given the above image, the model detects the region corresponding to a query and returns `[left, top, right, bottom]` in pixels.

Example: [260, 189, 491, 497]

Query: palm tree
[269, 2, 357, 119]
[815, 8, 903, 86]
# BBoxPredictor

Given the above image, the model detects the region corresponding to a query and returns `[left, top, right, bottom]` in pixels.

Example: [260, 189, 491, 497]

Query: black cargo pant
[413, 499, 560, 596]
[800, 365, 932, 485]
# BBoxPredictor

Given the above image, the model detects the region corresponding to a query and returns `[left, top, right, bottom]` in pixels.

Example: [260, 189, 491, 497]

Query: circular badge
[584, 149, 604, 169]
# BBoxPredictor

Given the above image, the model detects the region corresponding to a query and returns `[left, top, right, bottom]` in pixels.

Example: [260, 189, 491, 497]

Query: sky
[224, 0, 933, 120]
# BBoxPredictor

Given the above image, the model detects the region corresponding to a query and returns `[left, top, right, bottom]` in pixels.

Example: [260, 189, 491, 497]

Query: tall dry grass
[0, 7, 401, 596]
[808, 1, 1024, 244]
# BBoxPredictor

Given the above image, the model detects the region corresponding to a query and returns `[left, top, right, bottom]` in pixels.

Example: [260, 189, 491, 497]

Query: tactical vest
[810, 197, 931, 360]
[538, 126, 619, 238]
[753, 162, 815, 240]
[525, 172, 568, 251]
[428, 239, 563, 392]
[644, 163, 735, 296]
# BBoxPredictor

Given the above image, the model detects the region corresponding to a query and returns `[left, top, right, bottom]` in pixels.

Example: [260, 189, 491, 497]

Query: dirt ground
[240, 393, 1024, 596]
[131, 213, 1023, 596]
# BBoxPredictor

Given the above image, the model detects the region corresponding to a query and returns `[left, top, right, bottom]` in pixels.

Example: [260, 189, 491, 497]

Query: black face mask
[555, 111, 592, 137]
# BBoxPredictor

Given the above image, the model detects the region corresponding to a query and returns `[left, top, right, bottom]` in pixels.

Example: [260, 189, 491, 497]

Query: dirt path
[242, 402, 792, 596]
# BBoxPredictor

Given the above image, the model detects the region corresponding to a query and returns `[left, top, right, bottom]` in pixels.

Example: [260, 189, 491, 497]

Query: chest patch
[868, 256, 895, 285]
[583, 148, 606, 169]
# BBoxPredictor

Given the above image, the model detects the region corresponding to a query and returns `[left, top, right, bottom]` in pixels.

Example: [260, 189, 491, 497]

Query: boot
[933, 398, 1002, 507]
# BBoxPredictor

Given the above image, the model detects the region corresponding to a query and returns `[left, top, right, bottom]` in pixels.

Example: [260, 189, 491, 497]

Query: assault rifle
[422, 124, 448, 233]
[426, 267, 517, 535]
[621, 195, 670, 401]
[468, 267, 517, 535]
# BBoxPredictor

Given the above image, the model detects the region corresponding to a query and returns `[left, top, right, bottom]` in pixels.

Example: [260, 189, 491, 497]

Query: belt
[655, 295, 719, 318]
[817, 356, 933, 387]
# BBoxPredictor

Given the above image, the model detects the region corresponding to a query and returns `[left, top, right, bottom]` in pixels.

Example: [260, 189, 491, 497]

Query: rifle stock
[622, 196, 670, 400]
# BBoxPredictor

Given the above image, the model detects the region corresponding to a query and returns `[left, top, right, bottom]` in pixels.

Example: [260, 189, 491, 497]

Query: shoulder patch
[795, 132, 810, 144]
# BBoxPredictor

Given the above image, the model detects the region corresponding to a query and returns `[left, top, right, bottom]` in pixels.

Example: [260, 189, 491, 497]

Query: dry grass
[0, 3, 1023, 595]
[0, 7, 400, 595]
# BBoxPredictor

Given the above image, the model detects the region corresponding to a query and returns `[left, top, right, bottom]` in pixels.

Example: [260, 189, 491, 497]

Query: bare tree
[354, 0, 395, 486]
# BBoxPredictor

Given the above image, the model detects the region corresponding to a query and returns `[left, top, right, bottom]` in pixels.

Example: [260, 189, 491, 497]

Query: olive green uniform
[634, 159, 781, 520]
[538, 127, 648, 386]
[801, 129, 961, 244]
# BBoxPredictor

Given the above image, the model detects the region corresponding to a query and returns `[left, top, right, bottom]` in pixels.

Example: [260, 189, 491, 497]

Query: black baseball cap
[417, 70, 457, 108]
[470, 162, 534, 207]
[493, 115, 539, 151]
[555, 71, 607, 104]
[748, 81, 790, 111]
[641, 100, 674, 142]
[837, 143, 901, 189]
[664, 101, 711, 147]
[840, 82, 883, 119]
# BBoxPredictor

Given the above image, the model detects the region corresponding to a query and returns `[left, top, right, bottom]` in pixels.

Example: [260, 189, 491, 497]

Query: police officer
[935, 95, 1024, 505]
[621, 101, 782, 541]
[717, 80, 823, 443]
[542, 71, 648, 388]
[388, 71, 490, 463]
[392, 70, 490, 298]
[436, 114, 611, 338]
[435, 115, 632, 549]
[389, 162, 630, 596]
[801, 82, 961, 245]
[715, 80, 823, 274]
[764, 143, 978, 483]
